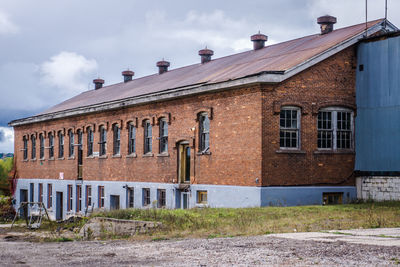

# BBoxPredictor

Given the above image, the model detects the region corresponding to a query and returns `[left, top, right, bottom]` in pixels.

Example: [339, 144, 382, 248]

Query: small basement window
[197, 191, 208, 204]
[323, 192, 343, 205]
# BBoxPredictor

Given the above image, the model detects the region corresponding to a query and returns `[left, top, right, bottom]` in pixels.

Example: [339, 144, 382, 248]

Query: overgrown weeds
[92, 201, 400, 240]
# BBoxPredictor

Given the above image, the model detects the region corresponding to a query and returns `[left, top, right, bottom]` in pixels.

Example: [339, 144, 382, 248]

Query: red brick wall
[261, 46, 357, 186]
[14, 86, 263, 186]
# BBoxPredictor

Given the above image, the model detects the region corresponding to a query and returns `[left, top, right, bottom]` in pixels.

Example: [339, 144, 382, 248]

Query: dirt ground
[0, 231, 399, 266]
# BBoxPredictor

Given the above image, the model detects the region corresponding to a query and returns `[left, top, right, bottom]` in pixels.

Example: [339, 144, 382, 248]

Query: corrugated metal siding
[355, 35, 400, 171]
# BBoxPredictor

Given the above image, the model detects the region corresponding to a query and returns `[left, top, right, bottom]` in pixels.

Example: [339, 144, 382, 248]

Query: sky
[0, 0, 399, 153]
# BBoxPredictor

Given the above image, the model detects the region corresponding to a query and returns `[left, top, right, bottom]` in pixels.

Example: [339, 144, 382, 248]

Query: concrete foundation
[356, 176, 400, 200]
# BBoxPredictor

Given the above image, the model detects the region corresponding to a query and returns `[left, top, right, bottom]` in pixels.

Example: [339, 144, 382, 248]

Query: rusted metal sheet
[41, 20, 382, 115]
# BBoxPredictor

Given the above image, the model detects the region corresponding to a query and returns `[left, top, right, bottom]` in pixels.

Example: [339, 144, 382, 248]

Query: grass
[90, 201, 400, 240]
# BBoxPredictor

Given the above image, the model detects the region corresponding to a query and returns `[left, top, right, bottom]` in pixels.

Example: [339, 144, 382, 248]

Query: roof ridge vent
[157, 59, 170, 74]
[251, 31, 268, 50]
[198, 47, 214, 63]
[122, 70, 134, 82]
[317, 15, 337, 34]
[93, 78, 105, 90]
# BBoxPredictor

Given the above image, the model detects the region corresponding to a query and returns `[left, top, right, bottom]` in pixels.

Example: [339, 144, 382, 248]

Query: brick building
[9, 17, 398, 219]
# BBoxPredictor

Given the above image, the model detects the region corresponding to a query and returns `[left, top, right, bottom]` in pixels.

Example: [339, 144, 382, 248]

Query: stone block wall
[356, 176, 400, 200]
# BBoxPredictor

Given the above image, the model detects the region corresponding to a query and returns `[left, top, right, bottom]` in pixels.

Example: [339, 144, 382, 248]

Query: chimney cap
[122, 70, 134, 76]
[199, 48, 214, 56]
[317, 15, 337, 25]
[93, 78, 104, 84]
[156, 60, 170, 67]
[251, 32, 268, 42]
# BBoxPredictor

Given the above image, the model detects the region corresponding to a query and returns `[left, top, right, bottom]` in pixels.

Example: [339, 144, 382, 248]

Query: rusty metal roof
[32, 20, 384, 117]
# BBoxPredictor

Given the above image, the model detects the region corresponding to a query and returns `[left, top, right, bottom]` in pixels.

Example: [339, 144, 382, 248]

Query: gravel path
[0, 234, 399, 266]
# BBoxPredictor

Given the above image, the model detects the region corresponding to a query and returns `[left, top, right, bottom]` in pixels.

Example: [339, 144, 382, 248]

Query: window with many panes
[144, 120, 152, 154]
[58, 131, 64, 158]
[128, 123, 136, 154]
[39, 133, 45, 159]
[67, 185, 73, 211]
[47, 184, 52, 208]
[68, 129, 74, 157]
[98, 186, 105, 208]
[113, 124, 120, 155]
[23, 136, 28, 160]
[199, 113, 210, 153]
[280, 107, 300, 149]
[157, 189, 166, 208]
[99, 126, 107, 156]
[48, 133, 54, 158]
[38, 183, 43, 203]
[127, 188, 134, 208]
[197, 191, 208, 204]
[143, 188, 150, 206]
[159, 118, 168, 153]
[87, 127, 93, 156]
[76, 185, 82, 212]
[86, 185, 92, 207]
[317, 108, 353, 150]
[31, 134, 36, 159]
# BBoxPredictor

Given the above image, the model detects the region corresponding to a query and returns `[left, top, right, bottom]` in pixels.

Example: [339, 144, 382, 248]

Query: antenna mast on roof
[384, 0, 388, 29]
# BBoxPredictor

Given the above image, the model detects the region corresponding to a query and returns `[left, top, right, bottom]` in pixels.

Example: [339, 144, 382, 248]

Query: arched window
[128, 123, 136, 155]
[87, 127, 93, 156]
[99, 125, 107, 156]
[144, 120, 152, 154]
[68, 129, 74, 157]
[58, 131, 64, 158]
[280, 106, 300, 149]
[48, 132, 54, 158]
[39, 133, 45, 159]
[317, 107, 353, 150]
[77, 129, 83, 148]
[23, 136, 28, 160]
[199, 113, 210, 152]
[31, 134, 36, 159]
[113, 124, 121, 155]
[159, 118, 168, 153]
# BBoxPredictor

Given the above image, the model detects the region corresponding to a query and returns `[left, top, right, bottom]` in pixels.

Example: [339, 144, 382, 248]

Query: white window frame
[279, 106, 301, 150]
[317, 107, 354, 151]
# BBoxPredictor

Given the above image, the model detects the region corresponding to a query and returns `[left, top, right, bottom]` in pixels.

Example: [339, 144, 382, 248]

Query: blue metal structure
[355, 34, 400, 172]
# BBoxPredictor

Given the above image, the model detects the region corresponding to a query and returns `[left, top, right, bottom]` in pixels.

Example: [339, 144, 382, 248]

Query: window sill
[99, 155, 108, 159]
[68, 156, 75, 160]
[143, 153, 154, 157]
[40, 158, 45, 161]
[196, 151, 212, 156]
[57, 157, 65, 160]
[313, 150, 355, 155]
[157, 153, 169, 157]
[275, 149, 306, 154]
[126, 153, 137, 158]
[48, 157, 55, 161]
[86, 155, 95, 159]
[112, 154, 122, 158]
[22, 159, 29, 162]
[30, 159, 37, 162]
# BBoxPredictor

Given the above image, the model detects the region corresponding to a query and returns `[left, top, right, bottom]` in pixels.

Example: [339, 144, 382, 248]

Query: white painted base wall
[356, 176, 400, 200]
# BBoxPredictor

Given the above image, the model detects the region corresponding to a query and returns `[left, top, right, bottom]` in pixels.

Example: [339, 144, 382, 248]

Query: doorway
[110, 195, 120, 210]
[178, 142, 190, 183]
[181, 192, 189, 209]
[56, 192, 63, 221]
[19, 189, 28, 218]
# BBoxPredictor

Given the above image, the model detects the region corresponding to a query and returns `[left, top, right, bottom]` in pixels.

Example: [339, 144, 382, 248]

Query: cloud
[40, 51, 98, 96]
[0, 10, 18, 34]
[0, 127, 14, 153]
[146, 10, 253, 52]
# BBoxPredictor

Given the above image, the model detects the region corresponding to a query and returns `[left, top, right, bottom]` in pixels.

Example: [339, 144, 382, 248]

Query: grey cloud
[0, 129, 4, 142]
